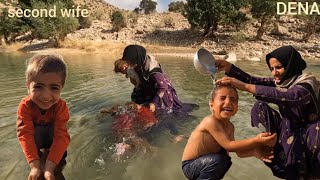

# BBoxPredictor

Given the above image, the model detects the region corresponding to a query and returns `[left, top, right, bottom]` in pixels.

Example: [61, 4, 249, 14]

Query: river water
[0, 52, 319, 180]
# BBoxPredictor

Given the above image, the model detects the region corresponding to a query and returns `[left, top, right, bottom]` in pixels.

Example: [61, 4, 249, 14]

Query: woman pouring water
[215, 45, 320, 179]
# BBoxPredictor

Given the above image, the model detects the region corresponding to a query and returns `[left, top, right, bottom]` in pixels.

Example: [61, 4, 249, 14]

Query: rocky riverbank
[1, 1, 320, 63]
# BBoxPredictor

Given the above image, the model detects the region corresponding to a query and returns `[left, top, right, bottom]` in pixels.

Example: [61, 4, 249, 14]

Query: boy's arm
[16, 99, 41, 165]
[206, 117, 276, 152]
[46, 100, 70, 167]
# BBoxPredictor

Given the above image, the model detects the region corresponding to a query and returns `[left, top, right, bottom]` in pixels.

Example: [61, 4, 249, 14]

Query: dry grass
[61, 39, 126, 54]
[61, 39, 196, 55]
[1, 38, 197, 58]
[1, 42, 25, 51]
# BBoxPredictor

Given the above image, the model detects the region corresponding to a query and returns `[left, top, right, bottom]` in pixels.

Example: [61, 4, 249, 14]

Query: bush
[127, 11, 139, 25]
[110, 11, 126, 32]
[168, 1, 186, 15]
[162, 16, 174, 28]
[78, 16, 92, 29]
[93, 10, 104, 20]
[232, 32, 246, 43]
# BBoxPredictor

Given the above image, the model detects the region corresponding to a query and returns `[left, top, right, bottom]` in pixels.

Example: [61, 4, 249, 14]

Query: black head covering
[266, 45, 306, 84]
[122, 45, 162, 80]
[122, 45, 146, 69]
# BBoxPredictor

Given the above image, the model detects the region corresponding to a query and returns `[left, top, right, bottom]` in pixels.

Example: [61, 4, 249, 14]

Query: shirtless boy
[182, 85, 277, 180]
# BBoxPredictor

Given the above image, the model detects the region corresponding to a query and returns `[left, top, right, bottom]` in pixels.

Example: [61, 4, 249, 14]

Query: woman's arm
[149, 72, 171, 109]
[254, 84, 312, 106]
[216, 77, 312, 107]
[215, 60, 275, 86]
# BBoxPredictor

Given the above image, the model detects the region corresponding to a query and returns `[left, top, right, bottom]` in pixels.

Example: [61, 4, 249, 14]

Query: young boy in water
[16, 54, 70, 180]
[114, 59, 140, 88]
[182, 85, 277, 180]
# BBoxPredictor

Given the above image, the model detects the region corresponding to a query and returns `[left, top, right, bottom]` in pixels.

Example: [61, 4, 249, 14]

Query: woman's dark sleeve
[150, 72, 169, 106]
[226, 64, 275, 86]
[255, 84, 312, 106]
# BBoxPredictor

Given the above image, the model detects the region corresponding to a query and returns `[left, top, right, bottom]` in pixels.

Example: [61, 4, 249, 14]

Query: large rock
[271, 23, 289, 36]
[224, 52, 237, 62]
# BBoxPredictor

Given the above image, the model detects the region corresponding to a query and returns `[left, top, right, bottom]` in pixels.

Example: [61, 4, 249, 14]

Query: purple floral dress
[227, 65, 320, 179]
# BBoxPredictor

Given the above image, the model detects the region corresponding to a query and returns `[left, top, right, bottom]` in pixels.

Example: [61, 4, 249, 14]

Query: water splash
[210, 74, 216, 87]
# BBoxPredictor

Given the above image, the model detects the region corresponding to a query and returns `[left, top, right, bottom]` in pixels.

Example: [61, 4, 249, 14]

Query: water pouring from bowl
[194, 48, 218, 86]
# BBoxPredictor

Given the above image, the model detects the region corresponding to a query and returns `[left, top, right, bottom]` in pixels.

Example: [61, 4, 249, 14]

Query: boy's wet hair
[26, 54, 67, 86]
[114, 59, 127, 73]
[208, 84, 238, 101]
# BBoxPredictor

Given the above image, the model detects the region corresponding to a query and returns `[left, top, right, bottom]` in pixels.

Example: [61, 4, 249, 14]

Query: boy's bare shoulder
[198, 115, 217, 129]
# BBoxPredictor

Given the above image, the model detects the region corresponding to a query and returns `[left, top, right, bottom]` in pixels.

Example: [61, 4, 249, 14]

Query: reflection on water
[0, 52, 319, 180]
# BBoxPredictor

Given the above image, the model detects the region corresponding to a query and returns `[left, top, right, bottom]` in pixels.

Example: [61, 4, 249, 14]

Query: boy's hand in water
[28, 160, 42, 180]
[254, 146, 275, 163]
[44, 171, 55, 180]
[215, 59, 232, 73]
[44, 160, 56, 180]
[256, 132, 277, 147]
[28, 168, 42, 180]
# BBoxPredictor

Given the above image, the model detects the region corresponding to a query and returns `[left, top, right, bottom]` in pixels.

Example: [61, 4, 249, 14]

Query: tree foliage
[0, 8, 29, 44]
[139, 0, 157, 14]
[250, 0, 279, 39]
[27, 1, 79, 42]
[185, 0, 247, 36]
[168, 1, 186, 15]
[0, 0, 80, 45]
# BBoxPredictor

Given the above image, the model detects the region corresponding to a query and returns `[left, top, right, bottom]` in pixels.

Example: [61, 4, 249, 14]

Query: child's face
[210, 87, 238, 120]
[27, 72, 63, 110]
[120, 63, 129, 74]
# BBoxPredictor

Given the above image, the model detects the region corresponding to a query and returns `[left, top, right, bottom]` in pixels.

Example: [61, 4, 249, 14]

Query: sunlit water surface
[0, 52, 319, 180]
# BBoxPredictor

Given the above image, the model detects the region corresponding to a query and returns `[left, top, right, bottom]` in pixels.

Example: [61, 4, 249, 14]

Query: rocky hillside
[1, 0, 320, 61]
[73, 0, 118, 20]
[66, 4, 320, 61]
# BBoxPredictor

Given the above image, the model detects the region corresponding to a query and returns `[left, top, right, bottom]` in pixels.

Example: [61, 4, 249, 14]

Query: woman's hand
[215, 59, 232, 73]
[216, 76, 257, 94]
[216, 77, 246, 91]
[149, 103, 156, 112]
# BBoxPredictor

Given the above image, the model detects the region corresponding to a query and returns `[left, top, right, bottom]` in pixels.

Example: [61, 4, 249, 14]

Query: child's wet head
[114, 59, 128, 74]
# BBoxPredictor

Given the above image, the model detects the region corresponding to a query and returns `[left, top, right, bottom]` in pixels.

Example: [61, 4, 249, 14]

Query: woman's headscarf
[122, 45, 161, 80]
[122, 45, 147, 68]
[266, 45, 306, 84]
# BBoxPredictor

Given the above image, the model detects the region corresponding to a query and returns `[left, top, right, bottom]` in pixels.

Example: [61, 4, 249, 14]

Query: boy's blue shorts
[182, 150, 232, 180]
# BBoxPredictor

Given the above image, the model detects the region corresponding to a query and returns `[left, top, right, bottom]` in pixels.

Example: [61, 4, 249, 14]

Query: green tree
[0, 8, 29, 44]
[78, 4, 92, 29]
[110, 10, 126, 32]
[296, 2, 320, 42]
[168, 1, 186, 15]
[15, 0, 80, 46]
[139, 0, 157, 14]
[28, 1, 79, 46]
[185, 0, 246, 37]
[250, 0, 282, 40]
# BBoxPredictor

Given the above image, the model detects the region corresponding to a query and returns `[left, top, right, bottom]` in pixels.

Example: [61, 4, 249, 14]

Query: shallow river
[0, 52, 319, 180]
